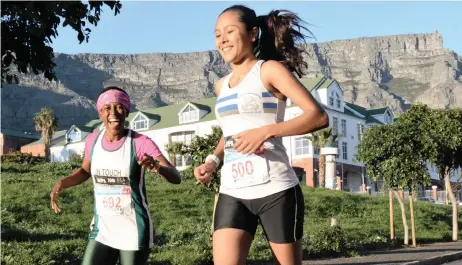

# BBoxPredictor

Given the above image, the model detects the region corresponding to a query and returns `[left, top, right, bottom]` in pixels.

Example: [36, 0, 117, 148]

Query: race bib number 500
[222, 151, 270, 189]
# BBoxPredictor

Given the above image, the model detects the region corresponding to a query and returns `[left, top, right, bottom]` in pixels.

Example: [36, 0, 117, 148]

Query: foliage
[304, 225, 348, 256]
[0, 151, 45, 165]
[1, 161, 459, 265]
[425, 108, 462, 178]
[356, 115, 431, 191]
[306, 127, 339, 187]
[68, 152, 83, 167]
[165, 126, 223, 194]
[33, 107, 58, 161]
[306, 127, 338, 148]
[1, 1, 122, 83]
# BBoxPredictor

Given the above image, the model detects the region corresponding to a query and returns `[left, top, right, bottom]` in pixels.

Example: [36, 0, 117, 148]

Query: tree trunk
[389, 190, 395, 241]
[445, 170, 459, 241]
[409, 191, 417, 247]
[393, 190, 408, 245]
[319, 154, 326, 187]
[44, 131, 50, 162]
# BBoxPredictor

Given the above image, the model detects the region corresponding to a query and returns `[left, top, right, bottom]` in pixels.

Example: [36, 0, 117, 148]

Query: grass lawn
[1, 162, 460, 265]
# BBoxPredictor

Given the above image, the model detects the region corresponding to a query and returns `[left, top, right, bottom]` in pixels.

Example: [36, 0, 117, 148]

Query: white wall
[284, 105, 366, 167]
[51, 142, 85, 162]
[142, 120, 220, 158]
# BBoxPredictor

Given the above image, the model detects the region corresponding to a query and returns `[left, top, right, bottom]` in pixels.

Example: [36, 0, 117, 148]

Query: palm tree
[33, 107, 58, 161]
[306, 128, 338, 188]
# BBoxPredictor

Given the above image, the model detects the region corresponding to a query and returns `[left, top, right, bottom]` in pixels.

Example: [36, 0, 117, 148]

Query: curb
[401, 251, 462, 265]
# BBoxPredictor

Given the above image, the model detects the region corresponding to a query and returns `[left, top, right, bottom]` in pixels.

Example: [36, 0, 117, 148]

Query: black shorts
[213, 185, 305, 244]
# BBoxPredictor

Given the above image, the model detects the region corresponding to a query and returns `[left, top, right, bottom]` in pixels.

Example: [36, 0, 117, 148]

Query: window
[314, 146, 320, 155]
[180, 105, 198, 123]
[131, 114, 148, 131]
[333, 141, 340, 158]
[336, 99, 341, 108]
[343, 174, 348, 187]
[341, 119, 347, 137]
[342, 142, 348, 160]
[329, 97, 334, 106]
[294, 136, 309, 156]
[169, 131, 195, 167]
[357, 123, 364, 140]
[67, 128, 81, 143]
[332, 117, 338, 136]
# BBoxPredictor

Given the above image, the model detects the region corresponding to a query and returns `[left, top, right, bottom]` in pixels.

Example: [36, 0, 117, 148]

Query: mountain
[2, 31, 461, 131]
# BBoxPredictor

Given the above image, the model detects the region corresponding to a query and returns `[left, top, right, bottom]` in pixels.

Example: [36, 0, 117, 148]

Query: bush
[304, 224, 349, 257]
[68, 152, 83, 167]
[1, 152, 45, 165]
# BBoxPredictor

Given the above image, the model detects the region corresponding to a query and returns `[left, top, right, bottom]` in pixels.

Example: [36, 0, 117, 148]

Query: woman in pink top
[49, 86, 181, 265]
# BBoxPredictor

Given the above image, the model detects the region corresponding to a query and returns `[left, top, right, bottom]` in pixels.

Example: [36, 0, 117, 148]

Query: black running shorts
[213, 185, 305, 243]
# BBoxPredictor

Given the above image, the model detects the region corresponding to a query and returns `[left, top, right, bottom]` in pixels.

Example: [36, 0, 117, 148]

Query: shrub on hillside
[68, 152, 83, 167]
[1, 152, 45, 165]
[304, 224, 349, 257]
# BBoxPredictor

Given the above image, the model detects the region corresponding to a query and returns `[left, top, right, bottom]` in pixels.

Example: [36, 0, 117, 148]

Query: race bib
[221, 136, 270, 189]
[94, 185, 133, 216]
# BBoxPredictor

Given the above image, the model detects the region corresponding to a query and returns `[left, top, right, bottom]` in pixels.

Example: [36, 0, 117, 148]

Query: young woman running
[194, 5, 329, 265]
[50, 86, 181, 265]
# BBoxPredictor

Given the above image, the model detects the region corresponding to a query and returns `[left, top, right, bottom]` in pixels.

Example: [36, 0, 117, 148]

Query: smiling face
[214, 11, 258, 64]
[98, 102, 127, 135]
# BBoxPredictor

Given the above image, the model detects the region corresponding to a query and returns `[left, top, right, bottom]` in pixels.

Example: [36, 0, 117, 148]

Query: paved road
[300, 241, 462, 265]
[444, 260, 462, 265]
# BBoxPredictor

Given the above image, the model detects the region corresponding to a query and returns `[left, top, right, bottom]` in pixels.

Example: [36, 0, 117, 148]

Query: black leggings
[81, 240, 150, 265]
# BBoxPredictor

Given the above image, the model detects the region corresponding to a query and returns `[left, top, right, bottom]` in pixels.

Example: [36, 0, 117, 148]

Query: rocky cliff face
[2, 31, 461, 131]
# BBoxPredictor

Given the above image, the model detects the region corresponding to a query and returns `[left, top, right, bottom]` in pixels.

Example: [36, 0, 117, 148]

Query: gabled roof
[128, 111, 160, 123]
[143, 97, 217, 131]
[299, 77, 324, 91]
[367, 107, 389, 116]
[65, 125, 92, 143]
[0, 128, 40, 139]
[344, 103, 383, 124]
[23, 130, 66, 146]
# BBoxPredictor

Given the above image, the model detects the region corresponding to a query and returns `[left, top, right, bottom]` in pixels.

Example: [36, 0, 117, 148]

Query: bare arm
[58, 159, 91, 190]
[50, 159, 91, 213]
[206, 77, 225, 167]
[155, 154, 181, 184]
[262, 60, 329, 138]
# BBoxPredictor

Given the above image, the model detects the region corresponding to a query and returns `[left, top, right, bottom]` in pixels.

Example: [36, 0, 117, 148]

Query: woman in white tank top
[194, 4, 329, 265]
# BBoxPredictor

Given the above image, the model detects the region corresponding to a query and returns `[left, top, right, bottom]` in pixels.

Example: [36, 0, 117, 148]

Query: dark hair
[98, 86, 128, 97]
[221, 5, 313, 78]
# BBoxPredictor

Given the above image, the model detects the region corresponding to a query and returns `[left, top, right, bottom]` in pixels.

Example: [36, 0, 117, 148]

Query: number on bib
[222, 152, 269, 189]
[95, 186, 132, 216]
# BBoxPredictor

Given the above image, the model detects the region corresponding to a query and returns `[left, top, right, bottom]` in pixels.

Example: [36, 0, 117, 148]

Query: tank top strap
[219, 73, 233, 96]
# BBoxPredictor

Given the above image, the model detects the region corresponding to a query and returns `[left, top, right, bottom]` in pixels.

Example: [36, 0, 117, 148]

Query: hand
[50, 180, 63, 214]
[232, 127, 270, 155]
[138, 153, 160, 173]
[194, 162, 217, 184]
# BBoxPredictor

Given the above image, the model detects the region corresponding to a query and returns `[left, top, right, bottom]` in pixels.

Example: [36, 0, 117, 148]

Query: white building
[49, 77, 459, 193]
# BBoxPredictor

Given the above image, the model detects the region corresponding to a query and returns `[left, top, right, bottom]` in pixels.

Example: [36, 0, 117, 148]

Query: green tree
[306, 127, 338, 188]
[165, 127, 223, 234]
[165, 127, 223, 193]
[426, 108, 462, 241]
[33, 107, 58, 161]
[356, 121, 431, 247]
[1, 1, 122, 84]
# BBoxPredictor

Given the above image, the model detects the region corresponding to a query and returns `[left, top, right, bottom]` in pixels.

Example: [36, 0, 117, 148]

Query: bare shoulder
[260, 60, 289, 76]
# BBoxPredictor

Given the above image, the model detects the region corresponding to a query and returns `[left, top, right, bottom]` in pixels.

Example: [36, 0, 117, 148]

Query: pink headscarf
[96, 89, 130, 112]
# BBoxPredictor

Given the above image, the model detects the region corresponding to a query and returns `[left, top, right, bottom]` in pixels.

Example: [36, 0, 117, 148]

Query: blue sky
[51, 1, 462, 56]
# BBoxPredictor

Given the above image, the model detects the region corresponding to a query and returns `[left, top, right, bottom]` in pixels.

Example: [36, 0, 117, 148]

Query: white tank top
[215, 60, 299, 199]
[89, 129, 153, 250]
